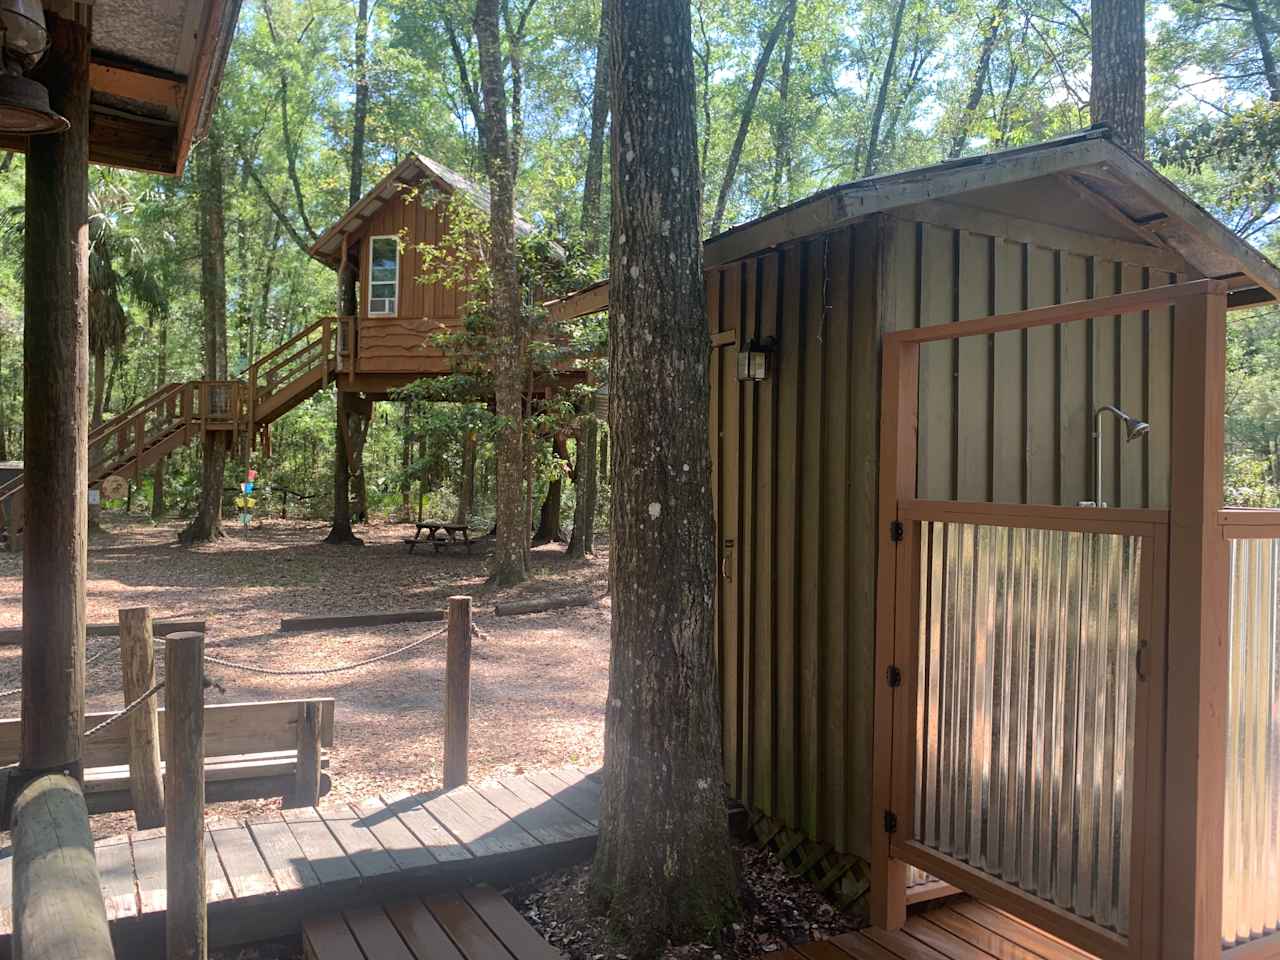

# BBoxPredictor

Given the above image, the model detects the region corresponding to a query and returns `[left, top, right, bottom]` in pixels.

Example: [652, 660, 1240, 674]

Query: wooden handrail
[884, 278, 1228, 345]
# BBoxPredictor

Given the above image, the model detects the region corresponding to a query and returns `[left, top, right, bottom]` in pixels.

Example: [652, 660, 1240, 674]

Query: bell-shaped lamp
[0, 0, 69, 135]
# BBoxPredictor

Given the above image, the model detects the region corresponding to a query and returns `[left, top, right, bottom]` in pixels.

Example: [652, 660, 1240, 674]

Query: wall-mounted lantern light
[737, 338, 774, 382]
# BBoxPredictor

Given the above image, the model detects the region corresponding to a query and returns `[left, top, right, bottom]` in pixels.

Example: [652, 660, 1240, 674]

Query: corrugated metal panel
[914, 521, 1141, 934]
[1223, 538, 1280, 946]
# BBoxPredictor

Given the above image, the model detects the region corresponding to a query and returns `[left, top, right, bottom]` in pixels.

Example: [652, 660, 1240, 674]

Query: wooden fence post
[120, 606, 164, 829]
[165, 631, 206, 960]
[444, 596, 472, 790]
[293, 701, 322, 807]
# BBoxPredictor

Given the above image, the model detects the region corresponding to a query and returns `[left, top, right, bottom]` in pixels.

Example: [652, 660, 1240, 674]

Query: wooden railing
[245, 318, 339, 427]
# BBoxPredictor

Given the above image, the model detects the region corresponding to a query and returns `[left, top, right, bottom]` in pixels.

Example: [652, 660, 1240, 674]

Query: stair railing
[245, 318, 342, 427]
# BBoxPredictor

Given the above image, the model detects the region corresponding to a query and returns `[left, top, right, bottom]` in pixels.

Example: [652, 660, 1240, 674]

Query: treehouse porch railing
[872, 279, 1247, 960]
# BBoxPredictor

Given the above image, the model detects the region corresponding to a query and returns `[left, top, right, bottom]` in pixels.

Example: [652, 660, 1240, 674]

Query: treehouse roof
[9, 0, 243, 174]
[309, 153, 542, 270]
[548, 126, 1280, 319]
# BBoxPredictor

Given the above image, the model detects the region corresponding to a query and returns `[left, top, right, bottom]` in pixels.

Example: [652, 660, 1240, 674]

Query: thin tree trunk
[709, 0, 795, 236]
[476, 0, 529, 586]
[581, 0, 612, 256]
[533, 433, 569, 544]
[103, 348, 121, 415]
[567, 413, 598, 558]
[1090, 0, 1145, 155]
[768, 10, 796, 209]
[92, 342, 105, 426]
[947, 0, 1007, 159]
[862, 0, 909, 177]
[401, 403, 413, 519]
[325, 0, 371, 546]
[590, 0, 737, 948]
[455, 425, 477, 525]
[1244, 0, 1280, 101]
[180, 127, 230, 544]
[151, 318, 168, 520]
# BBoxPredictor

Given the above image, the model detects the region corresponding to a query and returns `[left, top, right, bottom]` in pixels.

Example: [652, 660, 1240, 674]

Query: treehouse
[550, 127, 1280, 960]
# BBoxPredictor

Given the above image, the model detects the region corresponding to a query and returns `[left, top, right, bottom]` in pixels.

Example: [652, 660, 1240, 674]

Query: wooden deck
[785, 899, 1098, 960]
[0, 767, 600, 959]
[304, 884, 562, 960]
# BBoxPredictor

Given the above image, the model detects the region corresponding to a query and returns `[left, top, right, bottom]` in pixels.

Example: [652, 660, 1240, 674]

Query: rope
[83, 680, 165, 739]
[200, 627, 448, 677]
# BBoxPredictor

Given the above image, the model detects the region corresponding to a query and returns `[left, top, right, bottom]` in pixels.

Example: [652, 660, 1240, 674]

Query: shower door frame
[870, 278, 1232, 960]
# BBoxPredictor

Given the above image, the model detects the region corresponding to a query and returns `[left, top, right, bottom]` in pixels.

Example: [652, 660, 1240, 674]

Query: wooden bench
[404, 521, 473, 554]
[0, 698, 335, 813]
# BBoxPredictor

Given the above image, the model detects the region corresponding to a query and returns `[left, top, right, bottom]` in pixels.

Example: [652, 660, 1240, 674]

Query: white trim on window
[367, 235, 400, 316]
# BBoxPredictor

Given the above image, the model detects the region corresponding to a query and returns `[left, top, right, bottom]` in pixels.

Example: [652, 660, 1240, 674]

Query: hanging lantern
[0, 0, 69, 135]
[736, 338, 774, 382]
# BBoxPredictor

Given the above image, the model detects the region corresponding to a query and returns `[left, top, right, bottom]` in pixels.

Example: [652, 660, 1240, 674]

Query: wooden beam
[0, 618, 206, 645]
[89, 61, 185, 111]
[443, 596, 472, 790]
[119, 607, 164, 830]
[546, 280, 610, 322]
[21, 10, 90, 776]
[1055, 172, 1173, 248]
[165, 631, 207, 960]
[1161, 288, 1230, 959]
[279, 608, 443, 632]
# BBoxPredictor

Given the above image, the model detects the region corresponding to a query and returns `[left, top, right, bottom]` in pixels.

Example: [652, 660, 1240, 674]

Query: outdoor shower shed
[549, 127, 1280, 960]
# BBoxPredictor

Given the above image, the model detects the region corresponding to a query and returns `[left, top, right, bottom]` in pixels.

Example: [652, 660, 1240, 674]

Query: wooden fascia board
[309, 159, 433, 262]
[1101, 148, 1280, 303]
[173, 0, 242, 175]
[547, 281, 610, 322]
[90, 59, 186, 112]
[890, 199, 1189, 274]
[704, 136, 1114, 268]
[1055, 172, 1174, 248]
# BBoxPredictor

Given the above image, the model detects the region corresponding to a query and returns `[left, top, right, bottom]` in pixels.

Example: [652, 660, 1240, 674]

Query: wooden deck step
[303, 885, 561, 960]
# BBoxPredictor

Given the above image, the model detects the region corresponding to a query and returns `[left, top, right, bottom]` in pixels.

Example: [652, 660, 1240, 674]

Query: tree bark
[455, 425, 477, 525]
[947, 0, 1007, 159]
[180, 126, 229, 545]
[709, 0, 795, 236]
[325, 0, 372, 545]
[1090, 0, 1146, 155]
[476, 0, 529, 586]
[581, 0, 612, 256]
[1244, 0, 1280, 102]
[768, 9, 796, 209]
[862, 0, 909, 177]
[151, 318, 167, 520]
[591, 0, 737, 949]
[567, 412, 598, 558]
[22, 11, 91, 775]
[401, 403, 413, 519]
[533, 433, 569, 544]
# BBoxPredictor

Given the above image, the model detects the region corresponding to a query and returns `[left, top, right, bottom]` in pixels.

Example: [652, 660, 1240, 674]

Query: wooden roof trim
[1055, 172, 1174, 249]
[309, 158, 442, 266]
[173, 0, 242, 175]
[89, 58, 185, 111]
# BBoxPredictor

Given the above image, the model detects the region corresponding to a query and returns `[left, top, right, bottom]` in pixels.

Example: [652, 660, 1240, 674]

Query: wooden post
[165, 631, 206, 960]
[293, 701, 322, 807]
[120, 606, 165, 829]
[443, 596, 472, 790]
[12, 775, 112, 960]
[1160, 288, 1230, 960]
[20, 8, 91, 779]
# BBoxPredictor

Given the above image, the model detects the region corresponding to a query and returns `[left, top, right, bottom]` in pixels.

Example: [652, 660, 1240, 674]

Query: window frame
[367, 234, 400, 316]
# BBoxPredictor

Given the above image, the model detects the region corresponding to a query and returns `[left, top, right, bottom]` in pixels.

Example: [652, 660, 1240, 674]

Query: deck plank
[281, 807, 361, 885]
[861, 927, 951, 960]
[95, 834, 138, 921]
[424, 786, 540, 857]
[204, 830, 235, 903]
[902, 917, 998, 960]
[303, 913, 364, 960]
[426, 892, 514, 960]
[527, 769, 599, 826]
[950, 902, 1097, 960]
[130, 828, 168, 914]
[483, 777, 595, 844]
[826, 933, 904, 960]
[925, 907, 1043, 960]
[319, 804, 399, 877]
[211, 824, 279, 898]
[462, 885, 562, 960]
[249, 814, 321, 891]
[386, 898, 468, 960]
[345, 905, 417, 960]
[350, 797, 436, 871]
[382, 790, 472, 863]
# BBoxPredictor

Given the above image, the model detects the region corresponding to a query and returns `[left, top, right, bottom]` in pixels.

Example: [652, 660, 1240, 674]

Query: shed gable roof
[309, 153, 541, 269]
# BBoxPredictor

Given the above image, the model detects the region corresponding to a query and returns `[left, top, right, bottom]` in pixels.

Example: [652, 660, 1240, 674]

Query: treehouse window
[369, 236, 399, 315]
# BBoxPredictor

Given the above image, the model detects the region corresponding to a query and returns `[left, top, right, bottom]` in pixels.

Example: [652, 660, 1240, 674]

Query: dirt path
[0, 516, 610, 836]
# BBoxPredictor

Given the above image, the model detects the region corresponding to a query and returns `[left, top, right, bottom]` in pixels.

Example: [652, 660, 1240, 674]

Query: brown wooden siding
[709, 209, 1181, 867]
[357, 190, 463, 322]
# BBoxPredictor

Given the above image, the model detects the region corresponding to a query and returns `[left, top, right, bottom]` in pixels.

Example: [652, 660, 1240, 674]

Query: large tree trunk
[454, 425, 477, 525]
[862, 0, 909, 177]
[580, 0, 611, 257]
[180, 127, 229, 545]
[566, 413, 598, 558]
[1090, 0, 1145, 155]
[88, 340, 105, 531]
[476, 0, 529, 586]
[325, 0, 371, 545]
[590, 0, 737, 949]
[708, 0, 795, 236]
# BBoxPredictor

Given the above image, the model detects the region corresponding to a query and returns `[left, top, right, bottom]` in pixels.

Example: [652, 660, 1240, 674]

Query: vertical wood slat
[955, 231, 990, 502]
[1161, 289, 1229, 960]
[753, 253, 779, 816]
[775, 247, 800, 829]
[992, 240, 1024, 504]
[1093, 261, 1121, 506]
[1119, 264, 1146, 508]
[799, 238, 824, 838]
[739, 260, 757, 808]
[721, 264, 742, 801]
[918, 224, 954, 500]
[1059, 254, 1090, 506]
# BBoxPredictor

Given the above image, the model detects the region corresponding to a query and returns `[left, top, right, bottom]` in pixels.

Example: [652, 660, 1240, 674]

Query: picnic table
[403, 521, 473, 554]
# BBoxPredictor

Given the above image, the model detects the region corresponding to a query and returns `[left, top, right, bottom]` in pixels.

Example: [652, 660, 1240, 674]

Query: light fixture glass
[736, 339, 772, 382]
[0, 0, 68, 135]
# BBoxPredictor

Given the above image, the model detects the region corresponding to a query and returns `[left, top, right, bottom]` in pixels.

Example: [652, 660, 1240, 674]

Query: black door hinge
[884, 810, 898, 835]
[886, 665, 903, 688]
[889, 520, 904, 542]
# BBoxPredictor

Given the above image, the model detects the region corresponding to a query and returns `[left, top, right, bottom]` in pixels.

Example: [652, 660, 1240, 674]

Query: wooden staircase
[0, 318, 341, 549]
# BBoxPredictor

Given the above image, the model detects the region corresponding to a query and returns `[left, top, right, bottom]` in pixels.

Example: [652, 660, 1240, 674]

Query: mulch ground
[0, 514, 610, 838]
[510, 843, 859, 960]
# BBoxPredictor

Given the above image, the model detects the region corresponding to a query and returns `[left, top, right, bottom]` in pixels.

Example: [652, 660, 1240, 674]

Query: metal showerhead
[1124, 417, 1150, 442]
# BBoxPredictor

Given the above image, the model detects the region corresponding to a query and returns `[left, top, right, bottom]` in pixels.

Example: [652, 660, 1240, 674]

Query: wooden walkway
[0, 767, 600, 959]
[304, 884, 561, 960]
[783, 899, 1098, 960]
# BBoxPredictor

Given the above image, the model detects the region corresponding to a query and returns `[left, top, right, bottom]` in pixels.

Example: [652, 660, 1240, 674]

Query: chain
[83, 680, 166, 739]
[0, 639, 121, 701]
[470, 621, 494, 644]
[201, 627, 448, 677]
